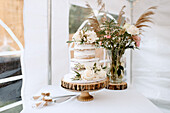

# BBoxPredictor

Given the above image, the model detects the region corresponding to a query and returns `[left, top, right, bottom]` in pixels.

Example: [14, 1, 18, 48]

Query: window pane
[1, 105, 23, 113]
[69, 5, 91, 34]
[0, 0, 24, 110]
[0, 56, 22, 79]
[0, 79, 22, 108]
[0, 0, 24, 50]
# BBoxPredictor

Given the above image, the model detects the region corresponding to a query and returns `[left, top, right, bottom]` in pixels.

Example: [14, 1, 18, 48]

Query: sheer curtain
[22, 0, 69, 111]
[52, 0, 69, 84]
[133, 0, 170, 113]
[23, 0, 48, 110]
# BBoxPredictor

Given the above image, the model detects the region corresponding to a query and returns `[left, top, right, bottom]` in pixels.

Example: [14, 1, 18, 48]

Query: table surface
[21, 85, 163, 113]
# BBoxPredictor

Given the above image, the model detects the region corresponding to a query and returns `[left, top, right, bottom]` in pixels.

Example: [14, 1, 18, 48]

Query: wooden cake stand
[61, 78, 107, 101]
[105, 80, 127, 90]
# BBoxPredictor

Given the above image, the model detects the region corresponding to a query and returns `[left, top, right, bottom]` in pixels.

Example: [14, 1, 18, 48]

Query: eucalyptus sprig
[71, 71, 82, 81]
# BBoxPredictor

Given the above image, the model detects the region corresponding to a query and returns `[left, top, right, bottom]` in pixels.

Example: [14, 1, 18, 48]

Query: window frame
[0, 19, 24, 112]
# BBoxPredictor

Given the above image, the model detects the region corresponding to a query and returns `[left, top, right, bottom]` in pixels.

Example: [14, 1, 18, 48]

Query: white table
[21, 85, 163, 113]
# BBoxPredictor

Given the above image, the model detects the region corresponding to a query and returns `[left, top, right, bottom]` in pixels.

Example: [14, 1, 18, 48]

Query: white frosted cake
[70, 43, 99, 72]
[65, 29, 106, 82]
[74, 43, 96, 59]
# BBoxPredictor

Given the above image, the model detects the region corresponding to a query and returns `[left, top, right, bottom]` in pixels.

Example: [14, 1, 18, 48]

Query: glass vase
[106, 49, 125, 84]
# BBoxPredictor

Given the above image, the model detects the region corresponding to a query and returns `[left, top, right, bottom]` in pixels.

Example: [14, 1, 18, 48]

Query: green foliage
[119, 65, 124, 71]
[74, 71, 81, 77]
[95, 20, 137, 78]
[93, 63, 101, 73]
[102, 66, 107, 69]
[66, 41, 73, 43]
[71, 71, 81, 80]
[96, 20, 136, 51]
[117, 69, 121, 76]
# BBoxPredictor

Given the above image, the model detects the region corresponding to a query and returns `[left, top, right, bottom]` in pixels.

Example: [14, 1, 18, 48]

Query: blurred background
[0, 0, 24, 113]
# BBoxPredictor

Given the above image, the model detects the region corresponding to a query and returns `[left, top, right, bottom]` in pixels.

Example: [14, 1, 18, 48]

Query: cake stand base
[61, 77, 107, 102]
[77, 92, 93, 101]
[105, 82, 127, 90]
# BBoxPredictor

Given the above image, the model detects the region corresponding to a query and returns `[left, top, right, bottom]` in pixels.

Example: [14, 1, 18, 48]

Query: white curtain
[133, 0, 170, 113]
[23, 0, 48, 110]
[22, 0, 69, 111]
[52, 0, 69, 84]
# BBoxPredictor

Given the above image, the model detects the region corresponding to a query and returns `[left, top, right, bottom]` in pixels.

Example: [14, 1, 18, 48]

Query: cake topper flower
[67, 29, 98, 44]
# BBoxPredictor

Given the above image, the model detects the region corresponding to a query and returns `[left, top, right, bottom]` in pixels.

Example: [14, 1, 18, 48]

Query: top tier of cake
[74, 43, 96, 59]
[70, 43, 98, 73]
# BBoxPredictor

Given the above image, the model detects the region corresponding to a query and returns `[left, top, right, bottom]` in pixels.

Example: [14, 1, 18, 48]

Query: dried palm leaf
[98, 0, 106, 24]
[148, 6, 157, 10]
[139, 28, 145, 32]
[99, 3, 105, 12]
[136, 24, 150, 28]
[117, 5, 126, 26]
[135, 18, 153, 26]
[97, 0, 102, 6]
[101, 13, 107, 23]
[86, 3, 96, 17]
[86, 2, 102, 37]
[135, 6, 157, 28]
[88, 18, 101, 33]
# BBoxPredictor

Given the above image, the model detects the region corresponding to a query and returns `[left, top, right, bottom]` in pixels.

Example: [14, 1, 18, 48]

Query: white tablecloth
[21, 85, 163, 113]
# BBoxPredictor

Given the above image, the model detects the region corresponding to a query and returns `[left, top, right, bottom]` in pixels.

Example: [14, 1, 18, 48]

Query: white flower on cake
[73, 32, 81, 42]
[72, 62, 106, 81]
[82, 64, 106, 81]
[127, 25, 139, 35]
[92, 70, 106, 80]
[69, 29, 98, 44]
[81, 69, 95, 81]
[85, 30, 98, 43]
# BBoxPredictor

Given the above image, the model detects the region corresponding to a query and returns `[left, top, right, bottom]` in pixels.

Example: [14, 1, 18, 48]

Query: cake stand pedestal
[77, 92, 93, 101]
[61, 78, 107, 102]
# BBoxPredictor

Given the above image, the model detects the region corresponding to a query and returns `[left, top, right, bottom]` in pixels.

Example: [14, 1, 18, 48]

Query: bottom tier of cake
[70, 58, 99, 73]
[63, 73, 107, 84]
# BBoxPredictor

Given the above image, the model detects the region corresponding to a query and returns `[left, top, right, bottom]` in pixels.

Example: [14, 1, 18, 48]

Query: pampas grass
[86, 0, 106, 37]
[135, 6, 157, 28]
[117, 5, 126, 26]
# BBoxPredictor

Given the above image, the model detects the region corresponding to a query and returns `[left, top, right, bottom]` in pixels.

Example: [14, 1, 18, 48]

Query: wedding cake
[64, 29, 106, 83]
